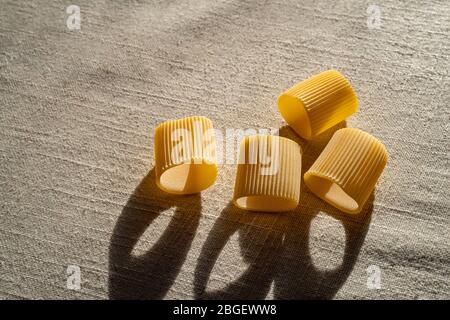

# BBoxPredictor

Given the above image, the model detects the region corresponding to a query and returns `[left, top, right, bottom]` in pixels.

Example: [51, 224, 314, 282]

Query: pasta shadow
[194, 202, 285, 299]
[193, 196, 373, 300]
[278, 120, 347, 171]
[108, 168, 201, 299]
[273, 193, 374, 299]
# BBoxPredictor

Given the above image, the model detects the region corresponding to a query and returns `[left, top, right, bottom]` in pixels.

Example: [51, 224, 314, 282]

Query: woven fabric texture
[0, 0, 449, 299]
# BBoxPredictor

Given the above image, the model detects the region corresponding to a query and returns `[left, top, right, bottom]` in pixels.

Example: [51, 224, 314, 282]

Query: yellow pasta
[154, 116, 217, 194]
[278, 70, 358, 140]
[304, 128, 388, 214]
[233, 135, 302, 212]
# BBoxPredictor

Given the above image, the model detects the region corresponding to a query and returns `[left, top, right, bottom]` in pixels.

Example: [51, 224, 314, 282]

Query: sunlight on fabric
[309, 212, 346, 271]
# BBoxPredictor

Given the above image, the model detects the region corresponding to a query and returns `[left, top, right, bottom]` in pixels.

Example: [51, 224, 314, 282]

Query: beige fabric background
[0, 0, 449, 299]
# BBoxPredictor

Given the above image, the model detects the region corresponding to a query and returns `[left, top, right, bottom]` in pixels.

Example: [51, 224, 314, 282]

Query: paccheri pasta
[304, 128, 388, 214]
[152, 70, 387, 215]
[278, 70, 358, 140]
[154, 116, 217, 194]
[232, 135, 302, 212]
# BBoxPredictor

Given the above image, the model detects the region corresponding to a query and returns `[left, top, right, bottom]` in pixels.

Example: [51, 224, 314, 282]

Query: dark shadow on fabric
[194, 202, 286, 299]
[273, 193, 373, 299]
[194, 195, 373, 300]
[279, 120, 347, 171]
[108, 168, 201, 299]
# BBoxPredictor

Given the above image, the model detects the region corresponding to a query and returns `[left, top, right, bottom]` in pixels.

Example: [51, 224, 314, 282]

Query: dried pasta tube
[154, 116, 217, 194]
[278, 70, 358, 140]
[304, 128, 388, 214]
[233, 135, 302, 212]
